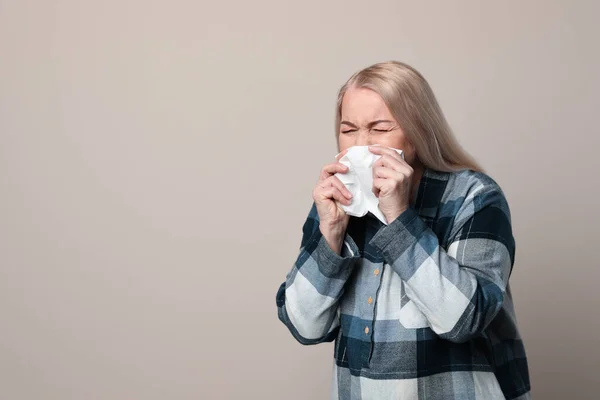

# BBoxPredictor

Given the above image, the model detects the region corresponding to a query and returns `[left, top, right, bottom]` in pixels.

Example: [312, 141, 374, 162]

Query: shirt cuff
[369, 207, 428, 265]
[305, 229, 360, 278]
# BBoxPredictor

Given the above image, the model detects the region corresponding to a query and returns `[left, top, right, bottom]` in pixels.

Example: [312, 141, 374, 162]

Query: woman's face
[338, 87, 416, 165]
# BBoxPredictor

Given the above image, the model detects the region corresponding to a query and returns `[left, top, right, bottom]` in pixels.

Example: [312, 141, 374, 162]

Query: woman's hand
[312, 149, 353, 254]
[369, 146, 414, 224]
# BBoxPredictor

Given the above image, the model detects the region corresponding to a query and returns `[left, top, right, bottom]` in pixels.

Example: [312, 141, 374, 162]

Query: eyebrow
[340, 120, 395, 129]
[340, 121, 358, 128]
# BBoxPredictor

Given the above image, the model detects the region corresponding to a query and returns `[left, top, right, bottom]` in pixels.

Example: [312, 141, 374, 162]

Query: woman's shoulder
[458, 169, 504, 193]
[426, 168, 511, 217]
[426, 168, 505, 197]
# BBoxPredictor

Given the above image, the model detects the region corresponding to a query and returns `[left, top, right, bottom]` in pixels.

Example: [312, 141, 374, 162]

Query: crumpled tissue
[334, 145, 404, 224]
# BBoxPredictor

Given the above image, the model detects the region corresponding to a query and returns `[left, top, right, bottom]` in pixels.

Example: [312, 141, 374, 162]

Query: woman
[276, 61, 531, 399]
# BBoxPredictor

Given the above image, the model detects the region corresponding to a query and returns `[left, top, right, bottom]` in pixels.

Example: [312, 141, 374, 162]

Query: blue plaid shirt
[276, 168, 531, 399]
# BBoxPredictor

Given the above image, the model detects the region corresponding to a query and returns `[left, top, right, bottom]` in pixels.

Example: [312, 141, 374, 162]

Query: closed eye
[341, 129, 357, 134]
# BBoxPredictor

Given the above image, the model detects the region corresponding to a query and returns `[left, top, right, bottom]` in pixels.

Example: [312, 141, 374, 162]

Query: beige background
[1, 0, 599, 399]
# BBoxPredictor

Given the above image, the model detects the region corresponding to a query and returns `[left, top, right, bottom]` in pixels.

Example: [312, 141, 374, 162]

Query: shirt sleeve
[276, 203, 360, 345]
[369, 181, 515, 343]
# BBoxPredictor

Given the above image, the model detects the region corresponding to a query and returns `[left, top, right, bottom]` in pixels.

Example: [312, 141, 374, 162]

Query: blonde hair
[335, 61, 483, 173]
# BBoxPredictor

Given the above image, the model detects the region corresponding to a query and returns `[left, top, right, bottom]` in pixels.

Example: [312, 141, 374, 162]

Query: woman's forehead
[341, 87, 394, 123]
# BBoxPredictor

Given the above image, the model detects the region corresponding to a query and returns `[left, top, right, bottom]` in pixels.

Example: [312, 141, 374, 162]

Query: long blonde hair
[335, 61, 483, 173]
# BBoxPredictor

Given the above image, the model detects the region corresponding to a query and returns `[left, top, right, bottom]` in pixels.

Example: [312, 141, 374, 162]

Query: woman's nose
[355, 131, 372, 147]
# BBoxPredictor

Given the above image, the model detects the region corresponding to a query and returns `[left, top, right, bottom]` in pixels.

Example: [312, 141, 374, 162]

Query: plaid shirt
[276, 168, 531, 399]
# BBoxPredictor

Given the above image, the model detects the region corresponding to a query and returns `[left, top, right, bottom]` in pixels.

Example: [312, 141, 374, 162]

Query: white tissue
[334, 145, 404, 224]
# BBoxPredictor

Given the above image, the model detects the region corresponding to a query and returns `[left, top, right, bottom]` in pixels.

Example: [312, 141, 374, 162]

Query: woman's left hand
[369, 146, 414, 224]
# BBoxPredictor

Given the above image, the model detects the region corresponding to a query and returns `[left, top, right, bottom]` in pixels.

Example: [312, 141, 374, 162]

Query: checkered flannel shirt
[276, 168, 530, 399]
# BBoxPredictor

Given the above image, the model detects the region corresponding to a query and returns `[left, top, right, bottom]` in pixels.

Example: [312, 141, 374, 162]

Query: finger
[370, 147, 407, 169]
[319, 186, 352, 205]
[372, 178, 389, 197]
[373, 166, 394, 179]
[325, 175, 353, 199]
[372, 177, 385, 198]
[368, 145, 403, 158]
[373, 165, 408, 181]
[374, 154, 411, 173]
[319, 176, 353, 200]
[335, 148, 349, 162]
[382, 153, 407, 168]
[319, 162, 349, 182]
[372, 177, 386, 189]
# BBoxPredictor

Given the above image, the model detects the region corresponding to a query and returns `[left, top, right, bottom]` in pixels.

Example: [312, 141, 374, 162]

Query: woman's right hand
[312, 150, 353, 254]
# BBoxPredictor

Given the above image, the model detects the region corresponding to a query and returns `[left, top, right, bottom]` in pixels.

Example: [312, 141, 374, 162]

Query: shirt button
[374, 268, 380, 276]
[365, 327, 369, 335]
[368, 297, 373, 305]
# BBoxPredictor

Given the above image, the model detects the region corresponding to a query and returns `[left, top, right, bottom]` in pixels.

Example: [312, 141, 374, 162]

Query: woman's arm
[276, 203, 360, 345]
[370, 181, 515, 343]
